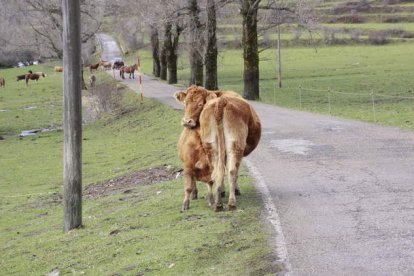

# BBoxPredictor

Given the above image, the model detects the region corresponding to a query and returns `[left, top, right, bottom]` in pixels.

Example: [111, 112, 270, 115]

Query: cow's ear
[206, 91, 218, 102]
[174, 91, 186, 103]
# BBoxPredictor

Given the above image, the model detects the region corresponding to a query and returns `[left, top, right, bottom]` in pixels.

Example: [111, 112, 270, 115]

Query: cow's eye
[198, 103, 203, 108]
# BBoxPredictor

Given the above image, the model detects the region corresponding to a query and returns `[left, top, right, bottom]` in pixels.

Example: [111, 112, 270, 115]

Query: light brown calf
[54, 66, 63, 73]
[0, 78, 5, 87]
[178, 126, 214, 211]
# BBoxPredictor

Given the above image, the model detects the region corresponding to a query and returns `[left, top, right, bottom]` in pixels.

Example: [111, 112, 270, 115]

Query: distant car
[112, 57, 124, 70]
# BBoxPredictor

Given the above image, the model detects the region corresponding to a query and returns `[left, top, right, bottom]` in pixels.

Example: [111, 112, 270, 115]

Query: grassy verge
[131, 42, 414, 130]
[0, 67, 280, 275]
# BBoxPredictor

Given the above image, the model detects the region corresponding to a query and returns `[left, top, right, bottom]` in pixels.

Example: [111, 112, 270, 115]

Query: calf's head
[174, 85, 218, 128]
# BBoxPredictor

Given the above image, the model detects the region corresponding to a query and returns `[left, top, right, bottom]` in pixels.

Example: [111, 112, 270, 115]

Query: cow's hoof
[182, 202, 190, 211]
[235, 189, 241, 196]
[228, 204, 237, 211]
[191, 192, 198, 200]
[215, 204, 224, 212]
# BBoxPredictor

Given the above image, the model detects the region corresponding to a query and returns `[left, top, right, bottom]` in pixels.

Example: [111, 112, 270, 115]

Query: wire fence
[262, 84, 414, 127]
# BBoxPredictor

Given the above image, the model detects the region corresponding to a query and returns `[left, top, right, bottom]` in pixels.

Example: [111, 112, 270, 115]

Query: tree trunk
[277, 24, 282, 88]
[62, 0, 82, 232]
[205, 0, 218, 90]
[160, 27, 167, 81]
[150, 26, 160, 77]
[167, 23, 182, 84]
[241, 0, 260, 100]
[188, 0, 203, 86]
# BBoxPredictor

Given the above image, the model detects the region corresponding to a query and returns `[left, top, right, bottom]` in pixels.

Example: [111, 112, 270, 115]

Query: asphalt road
[97, 34, 414, 276]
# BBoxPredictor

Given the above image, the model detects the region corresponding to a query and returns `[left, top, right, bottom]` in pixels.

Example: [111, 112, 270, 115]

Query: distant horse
[25, 71, 41, 85]
[89, 62, 100, 73]
[100, 60, 112, 70]
[112, 60, 124, 70]
[0, 77, 5, 87]
[54, 66, 63, 73]
[120, 64, 137, 79]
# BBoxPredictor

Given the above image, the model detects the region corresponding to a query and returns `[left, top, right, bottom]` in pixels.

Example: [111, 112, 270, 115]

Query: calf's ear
[206, 91, 218, 102]
[174, 91, 187, 103]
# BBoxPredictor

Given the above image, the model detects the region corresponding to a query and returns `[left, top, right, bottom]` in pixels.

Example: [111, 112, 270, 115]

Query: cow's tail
[212, 97, 227, 191]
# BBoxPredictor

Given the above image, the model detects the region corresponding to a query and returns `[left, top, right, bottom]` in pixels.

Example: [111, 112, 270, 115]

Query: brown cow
[89, 62, 100, 73]
[0, 77, 5, 87]
[176, 90, 244, 211]
[16, 74, 28, 81]
[120, 64, 137, 79]
[54, 66, 63, 73]
[175, 86, 261, 211]
[25, 71, 41, 85]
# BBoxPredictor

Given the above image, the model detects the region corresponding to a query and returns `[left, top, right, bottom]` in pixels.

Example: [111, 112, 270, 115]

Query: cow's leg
[227, 145, 243, 211]
[182, 170, 196, 211]
[203, 142, 223, 211]
[206, 181, 214, 206]
[191, 183, 198, 200]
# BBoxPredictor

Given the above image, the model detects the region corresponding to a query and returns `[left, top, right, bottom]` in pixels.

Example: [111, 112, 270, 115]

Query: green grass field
[0, 67, 279, 275]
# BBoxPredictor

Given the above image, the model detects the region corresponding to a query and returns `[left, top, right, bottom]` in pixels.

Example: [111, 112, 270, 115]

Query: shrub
[86, 81, 125, 119]
[368, 32, 390, 45]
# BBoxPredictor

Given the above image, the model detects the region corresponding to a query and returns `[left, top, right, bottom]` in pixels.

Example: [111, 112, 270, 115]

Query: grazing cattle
[0, 77, 5, 87]
[25, 71, 41, 85]
[119, 64, 137, 79]
[89, 74, 96, 87]
[112, 60, 124, 70]
[54, 66, 63, 73]
[176, 91, 243, 211]
[175, 86, 261, 211]
[100, 60, 112, 70]
[35, 72, 46, 77]
[89, 62, 100, 73]
[16, 74, 28, 81]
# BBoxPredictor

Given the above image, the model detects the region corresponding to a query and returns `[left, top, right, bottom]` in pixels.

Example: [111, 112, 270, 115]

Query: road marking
[244, 159, 293, 275]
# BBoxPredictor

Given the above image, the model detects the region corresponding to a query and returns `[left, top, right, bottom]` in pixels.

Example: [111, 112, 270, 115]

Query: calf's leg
[182, 170, 196, 211]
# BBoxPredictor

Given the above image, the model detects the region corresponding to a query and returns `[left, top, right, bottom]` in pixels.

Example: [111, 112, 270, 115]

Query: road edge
[244, 159, 293, 276]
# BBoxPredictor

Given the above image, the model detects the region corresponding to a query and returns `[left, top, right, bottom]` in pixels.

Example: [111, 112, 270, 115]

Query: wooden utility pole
[62, 0, 82, 232]
[277, 23, 282, 88]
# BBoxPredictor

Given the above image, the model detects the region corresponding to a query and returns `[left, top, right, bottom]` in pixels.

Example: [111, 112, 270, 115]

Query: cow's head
[174, 85, 218, 128]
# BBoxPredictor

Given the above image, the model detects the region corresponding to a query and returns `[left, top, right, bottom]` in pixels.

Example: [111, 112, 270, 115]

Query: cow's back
[200, 96, 261, 156]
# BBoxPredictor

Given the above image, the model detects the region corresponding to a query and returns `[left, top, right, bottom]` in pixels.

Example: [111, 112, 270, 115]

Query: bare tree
[150, 25, 161, 77]
[17, 0, 103, 59]
[165, 22, 184, 84]
[240, 0, 261, 100]
[204, 0, 218, 90]
[188, 0, 204, 86]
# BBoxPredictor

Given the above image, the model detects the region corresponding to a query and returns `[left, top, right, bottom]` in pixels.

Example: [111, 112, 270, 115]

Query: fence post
[328, 87, 332, 114]
[371, 90, 376, 122]
[299, 85, 302, 109]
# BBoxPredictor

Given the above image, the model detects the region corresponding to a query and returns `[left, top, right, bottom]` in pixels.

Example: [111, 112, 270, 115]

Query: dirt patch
[83, 165, 181, 198]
